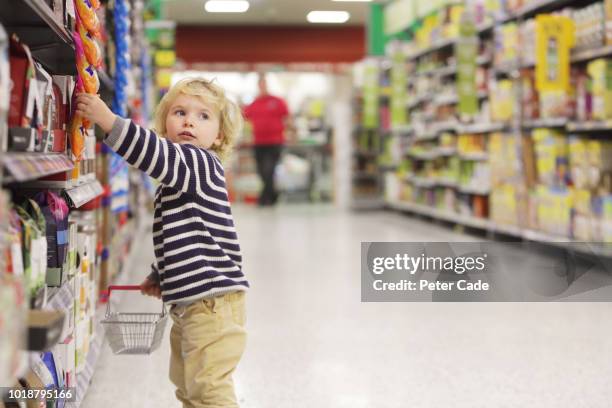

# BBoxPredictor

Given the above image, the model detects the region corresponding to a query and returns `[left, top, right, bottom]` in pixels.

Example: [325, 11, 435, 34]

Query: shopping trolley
[101, 285, 168, 355]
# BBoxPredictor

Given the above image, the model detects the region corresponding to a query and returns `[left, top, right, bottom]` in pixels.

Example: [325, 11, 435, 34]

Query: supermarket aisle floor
[84, 205, 612, 408]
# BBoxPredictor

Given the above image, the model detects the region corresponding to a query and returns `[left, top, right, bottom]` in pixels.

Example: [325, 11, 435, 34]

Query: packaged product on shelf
[494, 23, 519, 66]
[575, 70, 591, 121]
[535, 185, 572, 237]
[539, 88, 574, 119]
[573, 3, 606, 51]
[33, 191, 70, 287]
[532, 128, 569, 187]
[8, 34, 35, 129]
[569, 136, 590, 189]
[0, 24, 8, 152]
[15, 200, 48, 301]
[491, 184, 518, 225]
[586, 139, 612, 188]
[587, 58, 612, 120]
[606, 0, 612, 45]
[521, 69, 539, 120]
[0, 271, 27, 388]
[571, 187, 594, 240]
[490, 79, 514, 122]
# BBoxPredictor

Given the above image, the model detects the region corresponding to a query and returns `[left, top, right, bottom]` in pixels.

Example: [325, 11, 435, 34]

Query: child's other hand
[140, 277, 161, 299]
[75, 93, 116, 133]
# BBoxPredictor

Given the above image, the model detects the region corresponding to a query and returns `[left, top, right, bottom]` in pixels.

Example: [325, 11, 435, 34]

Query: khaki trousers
[169, 291, 247, 408]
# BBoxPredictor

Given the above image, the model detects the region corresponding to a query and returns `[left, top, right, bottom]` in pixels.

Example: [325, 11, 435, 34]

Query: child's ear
[212, 133, 223, 147]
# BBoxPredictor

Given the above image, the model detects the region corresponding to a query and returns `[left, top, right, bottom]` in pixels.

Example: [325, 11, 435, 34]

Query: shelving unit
[0, 0, 155, 406]
[377, 0, 612, 248]
[0, 0, 75, 74]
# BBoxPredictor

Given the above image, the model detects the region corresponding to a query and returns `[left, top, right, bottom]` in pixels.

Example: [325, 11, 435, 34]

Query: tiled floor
[83, 204, 612, 408]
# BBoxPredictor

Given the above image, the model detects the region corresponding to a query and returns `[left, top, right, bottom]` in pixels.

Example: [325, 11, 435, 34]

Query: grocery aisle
[84, 205, 612, 408]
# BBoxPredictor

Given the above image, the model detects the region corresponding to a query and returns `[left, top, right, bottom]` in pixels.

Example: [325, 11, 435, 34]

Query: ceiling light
[204, 0, 250, 13]
[307, 11, 350, 24]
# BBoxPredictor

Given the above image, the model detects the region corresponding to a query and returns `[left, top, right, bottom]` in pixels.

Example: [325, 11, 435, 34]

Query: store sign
[456, 11, 478, 116]
[363, 61, 380, 129]
[390, 50, 407, 128]
[535, 15, 575, 92]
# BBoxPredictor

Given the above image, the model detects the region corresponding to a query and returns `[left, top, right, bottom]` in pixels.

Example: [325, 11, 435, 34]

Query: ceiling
[163, 0, 371, 26]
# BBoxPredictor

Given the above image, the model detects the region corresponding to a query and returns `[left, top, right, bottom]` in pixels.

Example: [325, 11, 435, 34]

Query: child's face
[165, 94, 222, 150]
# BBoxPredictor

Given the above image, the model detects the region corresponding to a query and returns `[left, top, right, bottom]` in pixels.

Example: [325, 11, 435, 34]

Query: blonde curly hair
[153, 77, 243, 161]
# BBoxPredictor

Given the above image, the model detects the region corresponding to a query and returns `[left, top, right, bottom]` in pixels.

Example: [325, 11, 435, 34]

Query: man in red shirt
[243, 74, 290, 206]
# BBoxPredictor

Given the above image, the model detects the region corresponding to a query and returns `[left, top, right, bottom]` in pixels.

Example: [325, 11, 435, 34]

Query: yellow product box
[571, 165, 590, 189]
[571, 188, 592, 215]
[587, 139, 612, 170]
[587, 58, 612, 120]
[569, 137, 588, 166]
[491, 184, 518, 225]
[490, 80, 514, 121]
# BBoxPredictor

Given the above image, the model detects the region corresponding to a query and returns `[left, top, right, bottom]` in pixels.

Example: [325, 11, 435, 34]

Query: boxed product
[536, 185, 572, 237]
[575, 70, 592, 121]
[490, 79, 514, 122]
[606, 0, 612, 45]
[532, 128, 569, 187]
[491, 184, 518, 226]
[587, 58, 612, 120]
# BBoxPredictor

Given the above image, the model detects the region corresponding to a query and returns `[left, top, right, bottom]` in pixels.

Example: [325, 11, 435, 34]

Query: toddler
[76, 78, 249, 408]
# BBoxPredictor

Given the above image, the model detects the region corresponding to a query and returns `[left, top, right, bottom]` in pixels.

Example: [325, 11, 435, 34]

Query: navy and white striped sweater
[105, 117, 249, 305]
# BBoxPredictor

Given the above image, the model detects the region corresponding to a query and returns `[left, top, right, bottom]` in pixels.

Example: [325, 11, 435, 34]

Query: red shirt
[243, 95, 289, 145]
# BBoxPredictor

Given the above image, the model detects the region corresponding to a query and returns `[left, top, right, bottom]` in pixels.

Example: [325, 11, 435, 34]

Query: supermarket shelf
[431, 121, 460, 133]
[387, 200, 612, 256]
[379, 164, 399, 172]
[435, 178, 459, 188]
[407, 94, 434, 109]
[45, 277, 76, 313]
[387, 200, 491, 229]
[407, 21, 497, 61]
[71, 221, 142, 407]
[0, 0, 76, 75]
[436, 147, 457, 156]
[522, 118, 568, 129]
[457, 122, 508, 134]
[567, 120, 612, 132]
[458, 152, 489, 161]
[408, 37, 456, 60]
[458, 185, 491, 195]
[406, 175, 437, 188]
[353, 151, 379, 159]
[433, 91, 488, 106]
[495, 0, 581, 24]
[413, 132, 439, 142]
[64, 180, 104, 208]
[3, 152, 74, 183]
[433, 93, 459, 105]
[425, 56, 492, 78]
[407, 150, 439, 160]
[571, 45, 612, 63]
[353, 172, 380, 181]
[390, 125, 413, 135]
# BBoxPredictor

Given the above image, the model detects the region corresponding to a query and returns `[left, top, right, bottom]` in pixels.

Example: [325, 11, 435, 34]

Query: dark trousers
[254, 145, 282, 206]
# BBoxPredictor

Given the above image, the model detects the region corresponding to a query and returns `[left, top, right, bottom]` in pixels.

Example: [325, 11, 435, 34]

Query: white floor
[83, 204, 612, 408]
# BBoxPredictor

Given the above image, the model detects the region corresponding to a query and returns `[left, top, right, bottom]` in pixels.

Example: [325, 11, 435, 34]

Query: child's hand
[140, 277, 161, 299]
[75, 93, 116, 133]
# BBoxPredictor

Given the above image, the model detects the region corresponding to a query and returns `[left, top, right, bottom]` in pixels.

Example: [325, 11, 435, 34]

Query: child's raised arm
[75, 94, 227, 199]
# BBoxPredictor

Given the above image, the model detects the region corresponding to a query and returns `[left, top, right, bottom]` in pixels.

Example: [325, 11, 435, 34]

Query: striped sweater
[105, 117, 249, 304]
